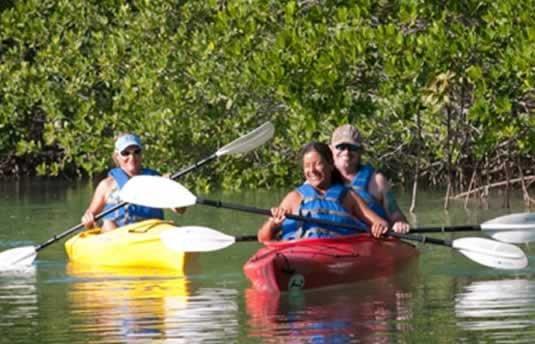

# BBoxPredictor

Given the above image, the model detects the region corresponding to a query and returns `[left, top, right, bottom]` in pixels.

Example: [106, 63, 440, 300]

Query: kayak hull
[243, 234, 419, 292]
[65, 219, 196, 272]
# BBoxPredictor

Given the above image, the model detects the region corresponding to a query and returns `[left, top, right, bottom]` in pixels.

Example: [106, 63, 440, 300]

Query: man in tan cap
[330, 124, 410, 233]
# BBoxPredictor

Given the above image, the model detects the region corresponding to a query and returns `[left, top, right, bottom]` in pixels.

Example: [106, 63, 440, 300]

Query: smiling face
[302, 150, 333, 191]
[331, 143, 361, 175]
[116, 145, 143, 176]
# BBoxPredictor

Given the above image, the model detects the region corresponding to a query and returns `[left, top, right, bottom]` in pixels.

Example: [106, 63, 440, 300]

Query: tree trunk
[410, 110, 422, 213]
[444, 107, 452, 210]
[464, 167, 478, 209]
[517, 156, 535, 208]
[504, 159, 511, 209]
[453, 176, 535, 198]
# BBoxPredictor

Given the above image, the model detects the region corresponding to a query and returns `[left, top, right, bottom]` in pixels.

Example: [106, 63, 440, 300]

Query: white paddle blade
[488, 230, 535, 244]
[481, 213, 535, 243]
[160, 226, 236, 252]
[120, 176, 197, 209]
[453, 238, 528, 270]
[216, 122, 274, 156]
[0, 246, 37, 269]
[482, 212, 535, 229]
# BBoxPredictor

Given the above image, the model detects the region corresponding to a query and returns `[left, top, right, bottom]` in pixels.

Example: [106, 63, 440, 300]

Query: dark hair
[299, 142, 344, 185]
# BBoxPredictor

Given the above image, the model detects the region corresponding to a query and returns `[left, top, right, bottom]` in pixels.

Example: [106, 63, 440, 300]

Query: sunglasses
[120, 148, 142, 157]
[335, 143, 360, 152]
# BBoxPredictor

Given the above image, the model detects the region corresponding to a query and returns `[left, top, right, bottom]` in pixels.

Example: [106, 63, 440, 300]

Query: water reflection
[66, 264, 239, 343]
[0, 267, 38, 337]
[456, 278, 535, 340]
[246, 265, 418, 343]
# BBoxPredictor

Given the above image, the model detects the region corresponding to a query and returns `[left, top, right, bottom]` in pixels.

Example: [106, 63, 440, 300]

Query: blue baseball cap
[114, 134, 143, 153]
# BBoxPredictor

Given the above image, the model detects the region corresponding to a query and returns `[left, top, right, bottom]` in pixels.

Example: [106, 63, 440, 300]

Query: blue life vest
[280, 183, 368, 240]
[350, 164, 388, 220]
[102, 167, 164, 226]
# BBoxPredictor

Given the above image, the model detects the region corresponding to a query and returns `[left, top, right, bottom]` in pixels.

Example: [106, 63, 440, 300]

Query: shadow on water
[245, 260, 420, 343]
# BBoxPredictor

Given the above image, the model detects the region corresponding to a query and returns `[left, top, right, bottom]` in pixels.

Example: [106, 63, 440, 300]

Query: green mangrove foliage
[1, 0, 534, 194]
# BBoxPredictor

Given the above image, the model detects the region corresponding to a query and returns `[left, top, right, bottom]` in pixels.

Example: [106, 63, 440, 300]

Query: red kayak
[243, 234, 419, 292]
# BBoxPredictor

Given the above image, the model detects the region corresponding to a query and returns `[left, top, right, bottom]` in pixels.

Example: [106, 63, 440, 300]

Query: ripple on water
[456, 279, 535, 342]
[65, 273, 240, 343]
[245, 273, 418, 344]
[0, 267, 38, 339]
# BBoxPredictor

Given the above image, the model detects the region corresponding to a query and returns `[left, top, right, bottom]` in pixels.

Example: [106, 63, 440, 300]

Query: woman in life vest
[330, 124, 410, 234]
[257, 142, 389, 242]
[81, 133, 177, 231]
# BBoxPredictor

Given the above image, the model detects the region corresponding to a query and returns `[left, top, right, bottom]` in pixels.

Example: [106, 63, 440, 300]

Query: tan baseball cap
[331, 124, 362, 147]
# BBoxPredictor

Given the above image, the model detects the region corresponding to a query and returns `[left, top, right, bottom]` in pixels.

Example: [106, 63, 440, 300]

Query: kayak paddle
[120, 176, 529, 270]
[157, 216, 527, 270]
[0, 122, 274, 269]
[155, 218, 528, 270]
[160, 226, 256, 252]
[120, 176, 535, 244]
[386, 233, 528, 270]
[409, 212, 535, 244]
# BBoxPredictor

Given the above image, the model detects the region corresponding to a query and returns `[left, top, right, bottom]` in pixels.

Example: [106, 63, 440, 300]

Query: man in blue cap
[81, 133, 166, 231]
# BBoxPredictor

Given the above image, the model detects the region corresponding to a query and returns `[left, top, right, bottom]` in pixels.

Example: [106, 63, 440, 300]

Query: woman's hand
[258, 207, 289, 242]
[370, 219, 390, 238]
[268, 207, 288, 227]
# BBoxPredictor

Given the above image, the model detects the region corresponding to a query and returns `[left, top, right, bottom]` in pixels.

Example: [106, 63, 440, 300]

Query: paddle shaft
[36, 201, 126, 251]
[410, 225, 481, 234]
[36, 156, 219, 252]
[235, 235, 258, 242]
[196, 198, 454, 247]
[226, 233, 449, 245]
[388, 232, 452, 247]
[222, 233, 450, 246]
[170, 154, 216, 180]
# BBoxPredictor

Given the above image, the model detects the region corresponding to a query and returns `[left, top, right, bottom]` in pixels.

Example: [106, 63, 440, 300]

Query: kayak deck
[65, 219, 196, 272]
[243, 234, 419, 292]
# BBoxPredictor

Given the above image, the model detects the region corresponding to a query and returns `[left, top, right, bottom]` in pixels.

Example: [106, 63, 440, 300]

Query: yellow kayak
[65, 219, 196, 272]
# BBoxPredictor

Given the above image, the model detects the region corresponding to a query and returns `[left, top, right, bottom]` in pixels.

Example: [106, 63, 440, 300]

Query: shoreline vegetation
[1, 1, 534, 210]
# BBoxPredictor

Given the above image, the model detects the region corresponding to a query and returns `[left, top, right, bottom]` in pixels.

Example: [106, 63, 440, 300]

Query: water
[1, 178, 535, 343]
